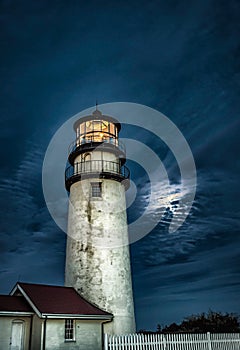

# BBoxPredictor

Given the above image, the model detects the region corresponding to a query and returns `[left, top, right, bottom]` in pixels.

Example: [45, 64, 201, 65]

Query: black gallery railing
[65, 160, 130, 182]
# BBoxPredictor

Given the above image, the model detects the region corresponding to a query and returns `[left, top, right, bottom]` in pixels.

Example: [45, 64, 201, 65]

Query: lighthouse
[64, 108, 136, 334]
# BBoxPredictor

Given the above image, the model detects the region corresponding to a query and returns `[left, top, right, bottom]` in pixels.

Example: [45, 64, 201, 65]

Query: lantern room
[65, 108, 129, 192]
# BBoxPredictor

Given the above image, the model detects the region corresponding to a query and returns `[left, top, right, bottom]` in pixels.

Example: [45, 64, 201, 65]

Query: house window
[91, 182, 102, 198]
[65, 319, 75, 341]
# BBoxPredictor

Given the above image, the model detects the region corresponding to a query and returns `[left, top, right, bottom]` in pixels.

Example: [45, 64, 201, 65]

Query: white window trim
[91, 182, 102, 198]
[65, 319, 75, 342]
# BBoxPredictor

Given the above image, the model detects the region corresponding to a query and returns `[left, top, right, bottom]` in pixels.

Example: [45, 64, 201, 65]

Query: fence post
[207, 332, 212, 350]
[104, 334, 108, 350]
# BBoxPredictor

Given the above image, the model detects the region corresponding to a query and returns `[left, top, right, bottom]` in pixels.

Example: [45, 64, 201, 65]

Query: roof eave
[41, 313, 113, 320]
[0, 311, 34, 316]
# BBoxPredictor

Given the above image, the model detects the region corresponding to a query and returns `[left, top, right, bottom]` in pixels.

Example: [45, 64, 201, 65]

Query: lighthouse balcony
[65, 160, 130, 191]
[68, 137, 126, 165]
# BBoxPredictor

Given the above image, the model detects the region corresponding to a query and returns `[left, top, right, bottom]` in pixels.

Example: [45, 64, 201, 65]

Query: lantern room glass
[76, 120, 118, 146]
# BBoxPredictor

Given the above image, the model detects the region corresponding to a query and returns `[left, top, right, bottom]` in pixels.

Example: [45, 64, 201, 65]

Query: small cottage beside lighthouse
[65, 108, 136, 335]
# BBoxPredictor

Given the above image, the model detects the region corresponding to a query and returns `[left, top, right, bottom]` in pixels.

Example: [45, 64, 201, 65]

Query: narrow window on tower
[65, 319, 75, 341]
[91, 182, 102, 198]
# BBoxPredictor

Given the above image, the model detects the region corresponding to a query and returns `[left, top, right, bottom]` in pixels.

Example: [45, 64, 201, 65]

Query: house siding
[45, 319, 103, 350]
[31, 315, 44, 350]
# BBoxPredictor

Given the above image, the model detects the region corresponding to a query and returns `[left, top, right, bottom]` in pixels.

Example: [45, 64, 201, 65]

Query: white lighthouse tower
[64, 107, 136, 334]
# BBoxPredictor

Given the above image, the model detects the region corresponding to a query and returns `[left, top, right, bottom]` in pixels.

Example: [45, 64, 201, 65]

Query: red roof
[15, 282, 112, 316]
[0, 295, 33, 313]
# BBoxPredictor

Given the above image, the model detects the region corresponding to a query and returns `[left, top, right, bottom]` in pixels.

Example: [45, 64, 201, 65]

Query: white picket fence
[104, 332, 240, 350]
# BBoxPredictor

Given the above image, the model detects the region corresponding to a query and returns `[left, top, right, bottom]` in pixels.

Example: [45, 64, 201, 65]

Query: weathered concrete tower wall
[64, 109, 136, 335]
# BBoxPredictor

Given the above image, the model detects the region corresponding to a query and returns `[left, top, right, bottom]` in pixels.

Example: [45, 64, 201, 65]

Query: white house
[0, 282, 113, 350]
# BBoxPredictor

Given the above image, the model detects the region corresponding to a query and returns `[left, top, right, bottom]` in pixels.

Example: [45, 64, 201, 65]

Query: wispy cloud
[0, 138, 65, 292]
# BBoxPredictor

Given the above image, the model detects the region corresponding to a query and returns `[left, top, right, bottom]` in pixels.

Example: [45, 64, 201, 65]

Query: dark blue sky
[0, 0, 240, 330]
